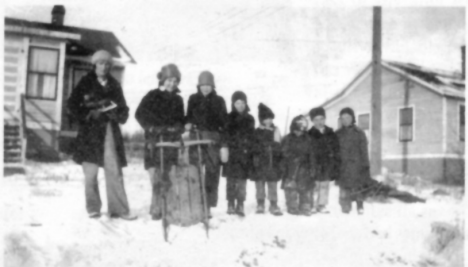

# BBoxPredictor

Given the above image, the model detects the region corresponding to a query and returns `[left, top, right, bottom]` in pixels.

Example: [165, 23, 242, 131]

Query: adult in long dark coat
[223, 91, 255, 216]
[308, 107, 340, 213]
[135, 64, 185, 220]
[335, 107, 370, 214]
[281, 115, 317, 216]
[68, 50, 135, 220]
[185, 71, 227, 212]
[251, 103, 283, 215]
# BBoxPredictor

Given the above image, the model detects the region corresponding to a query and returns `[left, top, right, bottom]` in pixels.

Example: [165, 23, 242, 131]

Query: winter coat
[135, 88, 185, 169]
[335, 125, 370, 189]
[186, 90, 228, 133]
[251, 126, 282, 182]
[308, 126, 341, 181]
[67, 71, 129, 167]
[222, 111, 255, 179]
[280, 132, 317, 192]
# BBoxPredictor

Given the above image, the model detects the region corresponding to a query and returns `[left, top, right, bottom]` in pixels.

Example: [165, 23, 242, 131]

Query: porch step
[3, 123, 25, 164]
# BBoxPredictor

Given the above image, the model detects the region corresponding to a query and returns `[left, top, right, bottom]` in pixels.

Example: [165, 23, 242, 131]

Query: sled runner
[149, 131, 213, 241]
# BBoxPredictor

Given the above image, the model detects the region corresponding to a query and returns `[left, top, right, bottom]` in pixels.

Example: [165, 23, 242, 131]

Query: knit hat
[231, 91, 250, 112]
[290, 115, 308, 132]
[258, 103, 275, 122]
[339, 107, 356, 124]
[157, 64, 181, 83]
[91, 50, 113, 65]
[198, 71, 215, 88]
[309, 107, 326, 120]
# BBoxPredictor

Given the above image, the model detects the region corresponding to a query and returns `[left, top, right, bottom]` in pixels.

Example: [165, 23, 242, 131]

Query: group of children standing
[135, 63, 371, 220]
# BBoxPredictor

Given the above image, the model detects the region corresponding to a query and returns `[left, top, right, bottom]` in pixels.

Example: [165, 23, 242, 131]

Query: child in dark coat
[223, 91, 255, 217]
[281, 115, 317, 216]
[251, 103, 283, 216]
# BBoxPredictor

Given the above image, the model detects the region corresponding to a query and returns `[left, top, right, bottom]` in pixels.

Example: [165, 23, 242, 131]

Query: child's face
[200, 85, 213, 96]
[294, 130, 303, 136]
[340, 114, 353, 127]
[163, 77, 179, 92]
[234, 100, 246, 113]
[312, 115, 326, 129]
[262, 118, 273, 127]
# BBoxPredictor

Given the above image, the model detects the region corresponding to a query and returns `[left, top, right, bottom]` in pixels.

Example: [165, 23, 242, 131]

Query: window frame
[460, 103, 465, 142]
[398, 106, 415, 143]
[25, 46, 60, 101]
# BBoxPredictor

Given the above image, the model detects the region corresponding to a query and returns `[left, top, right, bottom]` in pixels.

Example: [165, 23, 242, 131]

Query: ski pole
[159, 134, 169, 243]
[196, 130, 210, 238]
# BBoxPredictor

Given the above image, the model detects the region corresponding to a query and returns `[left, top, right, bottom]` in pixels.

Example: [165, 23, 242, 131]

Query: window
[358, 114, 370, 130]
[399, 107, 413, 142]
[461, 105, 465, 142]
[26, 47, 59, 100]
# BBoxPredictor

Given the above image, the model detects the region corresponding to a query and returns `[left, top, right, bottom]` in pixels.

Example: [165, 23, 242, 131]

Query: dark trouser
[83, 123, 130, 216]
[255, 181, 278, 202]
[226, 178, 247, 202]
[147, 167, 164, 216]
[284, 189, 311, 211]
[198, 131, 221, 208]
[339, 186, 364, 213]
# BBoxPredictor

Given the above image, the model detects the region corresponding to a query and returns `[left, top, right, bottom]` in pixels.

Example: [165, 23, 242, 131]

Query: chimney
[51, 5, 66, 26]
[462, 45, 465, 80]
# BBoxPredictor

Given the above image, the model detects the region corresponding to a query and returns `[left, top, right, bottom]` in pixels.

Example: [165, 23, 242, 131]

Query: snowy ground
[3, 160, 464, 267]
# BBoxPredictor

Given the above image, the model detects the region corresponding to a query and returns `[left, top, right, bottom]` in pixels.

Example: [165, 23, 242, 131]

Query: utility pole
[370, 6, 382, 176]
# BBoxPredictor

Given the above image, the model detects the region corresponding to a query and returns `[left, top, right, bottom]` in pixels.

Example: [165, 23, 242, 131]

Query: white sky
[4, 1, 466, 134]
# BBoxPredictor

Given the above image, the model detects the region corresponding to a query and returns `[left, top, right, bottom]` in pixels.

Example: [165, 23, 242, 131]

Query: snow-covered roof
[321, 60, 465, 108]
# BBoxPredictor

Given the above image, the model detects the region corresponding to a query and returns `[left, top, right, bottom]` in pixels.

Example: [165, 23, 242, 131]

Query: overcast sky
[4, 1, 465, 133]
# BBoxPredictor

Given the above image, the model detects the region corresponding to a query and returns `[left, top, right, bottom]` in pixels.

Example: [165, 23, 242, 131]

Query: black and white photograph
[2, 0, 466, 266]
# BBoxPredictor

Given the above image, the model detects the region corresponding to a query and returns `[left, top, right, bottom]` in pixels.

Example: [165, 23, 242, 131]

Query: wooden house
[4, 5, 136, 170]
[318, 57, 465, 183]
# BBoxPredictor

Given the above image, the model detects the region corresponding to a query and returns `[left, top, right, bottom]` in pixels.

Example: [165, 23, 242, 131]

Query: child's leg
[339, 186, 352, 213]
[255, 181, 266, 203]
[266, 181, 278, 203]
[317, 181, 330, 208]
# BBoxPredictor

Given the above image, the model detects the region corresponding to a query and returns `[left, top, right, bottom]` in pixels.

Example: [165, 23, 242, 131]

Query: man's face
[200, 85, 213, 96]
[95, 60, 111, 77]
[312, 115, 326, 129]
[341, 114, 353, 127]
[163, 77, 179, 92]
[262, 118, 273, 127]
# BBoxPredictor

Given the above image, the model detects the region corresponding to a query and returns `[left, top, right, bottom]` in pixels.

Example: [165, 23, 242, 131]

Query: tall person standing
[335, 107, 370, 214]
[135, 64, 185, 220]
[68, 50, 136, 220]
[185, 71, 227, 217]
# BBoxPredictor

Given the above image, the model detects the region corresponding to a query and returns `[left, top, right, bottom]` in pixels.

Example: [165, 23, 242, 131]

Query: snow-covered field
[3, 161, 464, 267]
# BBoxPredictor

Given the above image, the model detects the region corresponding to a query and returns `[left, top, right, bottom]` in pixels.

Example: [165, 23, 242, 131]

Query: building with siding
[4, 5, 136, 167]
[317, 58, 465, 183]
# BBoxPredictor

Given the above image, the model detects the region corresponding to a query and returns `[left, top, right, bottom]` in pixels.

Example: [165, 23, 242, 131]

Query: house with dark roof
[317, 54, 465, 183]
[4, 5, 136, 168]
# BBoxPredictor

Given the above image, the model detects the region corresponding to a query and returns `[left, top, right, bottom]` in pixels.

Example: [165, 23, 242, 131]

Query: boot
[88, 212, 101, 219]
[357, 201, 364, 215]
[287, 207, 300, 215]
[236, 201, 245, 217]
[269, 201, 283, 216]
[256, 199, 265, 214]
[227, 201, 236, 215]
[300, 205, 313, 217]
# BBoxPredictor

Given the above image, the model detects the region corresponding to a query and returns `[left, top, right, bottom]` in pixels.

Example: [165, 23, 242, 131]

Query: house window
[461, 105, 465, 142]
[399, 107, 413, 142]
[26, 47, 59, 100]
[358, 113, 370, 130]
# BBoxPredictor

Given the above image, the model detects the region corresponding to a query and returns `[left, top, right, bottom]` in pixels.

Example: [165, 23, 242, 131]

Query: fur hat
[157, 64, 181, 84]
[231, 91, 250, 112]
[198, 71, 215, 88]
[339, 107, 356, 124]
[258, 103, 275, 122]
[290, 115, 308, 132]
[309, 107, 326, 120]
[91, 50, 113, 65]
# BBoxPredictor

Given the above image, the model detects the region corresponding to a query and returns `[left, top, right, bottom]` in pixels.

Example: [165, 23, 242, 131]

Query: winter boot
[317, 205, 330, 214]
[88, 212, 101, 219]
[287, 207, 300, 215]
[300, 205, 313, 217]
[151, 213, 162, 221]
[256, 199, 265, 214]
[269, 201, 283, 216]
[227, 201, 236, 215]
[236, 201, 245, 217]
